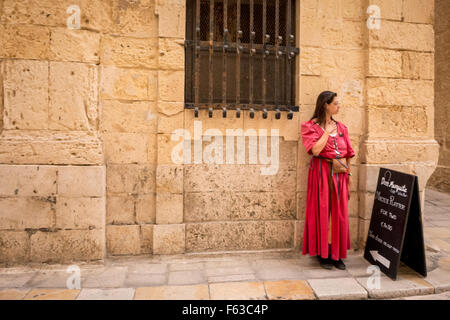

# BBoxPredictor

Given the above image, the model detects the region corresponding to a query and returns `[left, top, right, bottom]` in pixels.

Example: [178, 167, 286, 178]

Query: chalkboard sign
[363, 168, 427, 280]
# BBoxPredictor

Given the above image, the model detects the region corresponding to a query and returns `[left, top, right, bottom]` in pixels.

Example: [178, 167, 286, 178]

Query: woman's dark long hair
[310, 91, 337, 126]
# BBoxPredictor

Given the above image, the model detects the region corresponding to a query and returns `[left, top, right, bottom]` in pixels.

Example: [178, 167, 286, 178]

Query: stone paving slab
[127, 263, 168, 274]
[76, 288, 135, 300]
[124, 273, 167, 287]
[168, 270, 206, 285]
[135, 284, 210, 300]
[355, 274, 434, 299]
[168, 262, 205, 272]
[420, 268, 450, 293]
[0, 289, 30, 300]
[264, 280, 315, 300]
[393, 291, 450, 300]
[24, 289, 80, 300]
[0, 273, 36, 288]
[307, 277, 368, 300]
[207, 273, 257, 283]
[302, 268, 352, 279]
[81, 267, 128, 288]
[209, 281, 267, 300]
[254, 266, 304, 281]
[24, 271, 73, 288]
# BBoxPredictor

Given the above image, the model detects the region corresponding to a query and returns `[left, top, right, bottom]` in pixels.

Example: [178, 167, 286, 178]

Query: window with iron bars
[185, 0, 299, 119]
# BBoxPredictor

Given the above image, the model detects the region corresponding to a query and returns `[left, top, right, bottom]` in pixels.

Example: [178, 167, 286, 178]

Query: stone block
[185, 221, 265, 252]
[155, 1, 185, 38]
[156, 165, 183, 194]
[355, 274, 434, 299]
[368, 0, 402, 21]
[2, 0, 114, 32]
[0, 231, 29, 263]
[168, 270, 206, 285]
[50, 28, 100, 63]
[369, 21, 434, 52]
[158, 70, 184, 102]
[49, 61, 98, 131]
[111, 0, 158, 38]
[158, 38, 184, 70]
[367, 78, 433, 107]
[368, 49, 402, 78]
[56, 197, 105, 229]
[209, 281, 267, 300]
[367, 106, 428, 138]
[402, 52, 434, 80]
[136, 193, 156, 223]
[184, 164, 296, 192]
[0, 25, 50, 60]
[100, 66, 157, 101]
[140, 224, 153, 254]
[104, 132, 153, 164]
[24, 289, 80, 300]
[264, 220, 295, 249]
[402, 0, 434, 24]
[76, 288, 134, 300]
[0, 197, 54, 230]
[361, 139, 439, 164]
[3, 60, 48, 130]
[264, 280, 315, 300]
[0, 289, 29, 300]
[321, 49, 365, 81]
[106, 225, 141, 255]
[106, 164, 156, 195]
[342, 0, 364, 20]
[153, 223, 185, 254]
[300, 47, 321, 76]
[300, 18, 322, 47]
[156, 193, 183, 224]
[106, 195, 135, 225]
[359, 191, 375, 220]
[100, 36, 158, 68]
[0, 130, 104, 165]
[0, 165, 57, 196]
[184, 191, 296, 222]
[299, 76, 326, 105]
[30, 229, 104, 262]
[342, 21, 364, 49]
[100, 100, 158, 134]
[134, 284, 209, 300]
[358, 218, 371, 248]
[307, 277, 368, 300]
[58, 166, 105, 197]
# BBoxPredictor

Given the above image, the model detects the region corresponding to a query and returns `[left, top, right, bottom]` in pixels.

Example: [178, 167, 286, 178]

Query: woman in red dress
[300, 91, 355, 270]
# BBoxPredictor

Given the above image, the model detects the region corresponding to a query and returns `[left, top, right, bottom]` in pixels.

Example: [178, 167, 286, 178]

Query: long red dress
[300, 119, 355, 261]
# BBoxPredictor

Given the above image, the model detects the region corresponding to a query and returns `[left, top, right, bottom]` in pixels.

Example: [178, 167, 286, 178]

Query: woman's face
[326, 96, 340, 115]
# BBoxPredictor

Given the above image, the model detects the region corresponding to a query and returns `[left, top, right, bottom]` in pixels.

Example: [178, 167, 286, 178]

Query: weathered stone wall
[0, 0, 108, 263]
[0, 0, 441, 263]
[428, 0, 450, 193]
[358, 0, 439, 247]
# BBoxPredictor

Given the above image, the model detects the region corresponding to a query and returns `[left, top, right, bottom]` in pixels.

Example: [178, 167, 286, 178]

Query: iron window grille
[185, 0, 300, 119]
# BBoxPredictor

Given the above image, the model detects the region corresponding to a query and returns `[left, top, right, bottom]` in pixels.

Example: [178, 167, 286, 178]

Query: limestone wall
[0, 0, 440, 264]
[428, 0, 450, 193]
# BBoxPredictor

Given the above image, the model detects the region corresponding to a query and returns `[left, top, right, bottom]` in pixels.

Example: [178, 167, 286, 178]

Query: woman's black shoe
[317, 256, 333, 270]
[331, 259, 346, 270]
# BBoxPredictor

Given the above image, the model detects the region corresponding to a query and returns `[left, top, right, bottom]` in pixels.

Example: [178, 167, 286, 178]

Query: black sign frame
[363, 167, 427, 280]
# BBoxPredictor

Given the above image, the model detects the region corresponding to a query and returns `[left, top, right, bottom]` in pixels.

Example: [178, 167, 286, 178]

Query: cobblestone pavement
[0, 188, 449, 300]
